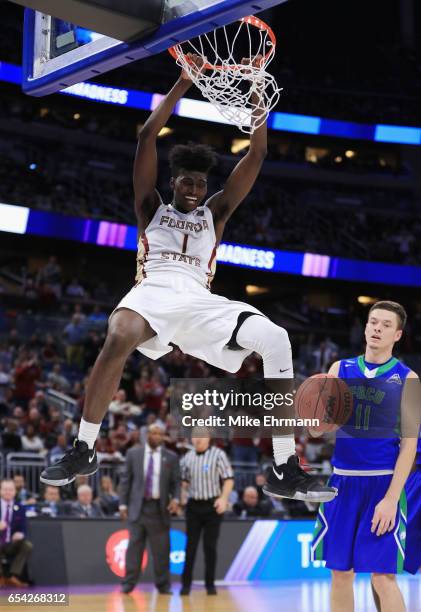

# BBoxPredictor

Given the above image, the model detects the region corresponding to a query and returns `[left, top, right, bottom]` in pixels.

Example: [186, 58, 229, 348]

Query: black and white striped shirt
[180, 446, 234, 500]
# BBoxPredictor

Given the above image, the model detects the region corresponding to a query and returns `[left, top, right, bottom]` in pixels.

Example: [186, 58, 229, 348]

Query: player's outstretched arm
[133, 69, 193, 224]
[207, 56, 267, 232]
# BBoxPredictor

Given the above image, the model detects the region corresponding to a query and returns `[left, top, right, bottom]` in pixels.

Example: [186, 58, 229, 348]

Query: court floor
[0, 578, 420, 612]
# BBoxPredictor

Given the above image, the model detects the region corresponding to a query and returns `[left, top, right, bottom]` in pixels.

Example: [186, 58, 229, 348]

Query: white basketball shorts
[111, 272, 265, 373]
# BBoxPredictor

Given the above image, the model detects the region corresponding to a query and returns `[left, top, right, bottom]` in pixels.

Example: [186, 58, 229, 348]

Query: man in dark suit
[70, 485, 104, 518]
[119, 423, 180, 595]
[71, 485, 104, 518]
[0, 479, 33, 588]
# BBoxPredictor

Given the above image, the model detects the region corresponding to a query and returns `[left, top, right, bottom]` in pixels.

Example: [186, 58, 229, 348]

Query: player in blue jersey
[371, 434, 421, 611]
[404, 435, 421, 575]
[311, 301, 420, 612]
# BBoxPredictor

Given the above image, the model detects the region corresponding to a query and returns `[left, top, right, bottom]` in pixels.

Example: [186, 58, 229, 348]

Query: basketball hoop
[169, 16, 282, 134]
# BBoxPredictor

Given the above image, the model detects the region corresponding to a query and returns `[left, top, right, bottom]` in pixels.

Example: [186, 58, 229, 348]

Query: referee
[180, 436, 234, 596]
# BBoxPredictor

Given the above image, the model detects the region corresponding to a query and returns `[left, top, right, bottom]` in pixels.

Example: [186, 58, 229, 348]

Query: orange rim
[168, 15, 276, 72]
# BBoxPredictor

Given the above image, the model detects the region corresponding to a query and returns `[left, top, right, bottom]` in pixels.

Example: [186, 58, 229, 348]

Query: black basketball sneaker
[40, 439, 98, 486]
[263, 455, 338, 502]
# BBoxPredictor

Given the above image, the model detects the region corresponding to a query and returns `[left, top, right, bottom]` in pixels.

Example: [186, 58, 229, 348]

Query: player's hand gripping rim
[180, 52, 207, 81]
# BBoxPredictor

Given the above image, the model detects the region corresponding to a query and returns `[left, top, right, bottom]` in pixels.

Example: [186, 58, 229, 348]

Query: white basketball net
[170, 16, 282, 134]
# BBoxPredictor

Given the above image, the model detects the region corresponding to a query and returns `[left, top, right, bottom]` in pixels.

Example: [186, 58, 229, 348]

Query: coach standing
[180, 436, 234, 596]
[119, 423, 180, 594]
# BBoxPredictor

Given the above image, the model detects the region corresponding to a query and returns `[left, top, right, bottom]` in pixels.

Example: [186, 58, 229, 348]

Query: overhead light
[345, 150, 355, 158]
[358, 296, 378, 305]
[73, 113, 81, 120]
[29, 163, 37, 170]
[246, 285, 269, 296]
[158, 127, 173, 137]
[305, 147, 328, 162]
[334, 156, 343, 163]
[231, 139, 250, 154]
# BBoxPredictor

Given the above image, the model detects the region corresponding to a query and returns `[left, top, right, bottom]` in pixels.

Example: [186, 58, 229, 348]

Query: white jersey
[136, 200, 217, 288]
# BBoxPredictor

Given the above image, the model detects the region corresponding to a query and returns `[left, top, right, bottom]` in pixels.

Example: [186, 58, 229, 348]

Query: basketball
[295, 374, 353, 433]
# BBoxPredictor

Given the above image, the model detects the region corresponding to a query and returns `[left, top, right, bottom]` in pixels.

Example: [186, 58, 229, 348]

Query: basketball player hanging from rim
[40, 54, 337, 503]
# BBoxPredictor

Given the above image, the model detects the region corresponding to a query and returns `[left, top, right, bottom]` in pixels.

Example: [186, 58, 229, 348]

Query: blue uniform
[311, 355, 410, 573]
[404, 437, 421, 574]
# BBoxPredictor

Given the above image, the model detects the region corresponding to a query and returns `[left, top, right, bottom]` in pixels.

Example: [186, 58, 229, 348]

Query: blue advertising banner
[2, 203, 421, 287]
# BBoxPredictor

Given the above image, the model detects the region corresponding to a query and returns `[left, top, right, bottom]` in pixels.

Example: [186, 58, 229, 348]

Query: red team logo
[105, 530, 148, 578]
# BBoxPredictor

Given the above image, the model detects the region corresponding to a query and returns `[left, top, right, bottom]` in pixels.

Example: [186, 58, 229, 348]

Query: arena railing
[6, 452, 46, 495]
[45, 389, 78, 420]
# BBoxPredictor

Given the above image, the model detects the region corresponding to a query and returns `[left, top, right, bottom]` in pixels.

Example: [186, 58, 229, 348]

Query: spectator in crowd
[254, 472, 268, 501]
[163, 413, 181, 453]
[70, 485, 104, 518]
[37, 256, 62, 299]
[46, 364, 70, 393]
[63, 314, 86, 368]
[72, 303, 86, 322]
[10, 407, 26, 433]
[0, 479, 33, 588]
[83, 331, 102, 368]
[126, 429, 141, 450]
[110, 423, 131, 453]
[40, 334, 60, 364]
[138, 373, 166, 416]
[13, 354, 41, 407]
[1, 419, 22, 454]
[12, 475, 37, 506]
[233, 486, 273, 518]
[48, 434, 72, 465]
[26, 405, 42, 432]
[95, 436, 125, 463]
[108, 389, 143, 428]
[62, 418, 77, 441]
[36, 486, 70, 518]
[33, 391, 50, 418]
[0, 364, 11, 404]
[21, 424, 45, 453]
[96, 475, 120, 516]
[87, 305, 108, 327]
[65, 278, 86, 299]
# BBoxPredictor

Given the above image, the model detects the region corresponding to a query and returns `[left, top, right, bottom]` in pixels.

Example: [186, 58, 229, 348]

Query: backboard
[22, 0, 287, 96]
